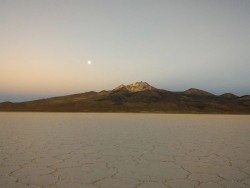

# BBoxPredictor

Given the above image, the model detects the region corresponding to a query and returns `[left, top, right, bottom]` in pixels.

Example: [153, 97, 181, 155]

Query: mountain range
[1, 81, 250, 113]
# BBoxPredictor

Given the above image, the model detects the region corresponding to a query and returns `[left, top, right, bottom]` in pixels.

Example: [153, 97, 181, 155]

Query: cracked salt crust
[0, 113, 250, 188]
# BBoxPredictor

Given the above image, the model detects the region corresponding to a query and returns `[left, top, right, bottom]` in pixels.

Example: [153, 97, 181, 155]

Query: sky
[1, 0, 250, 102]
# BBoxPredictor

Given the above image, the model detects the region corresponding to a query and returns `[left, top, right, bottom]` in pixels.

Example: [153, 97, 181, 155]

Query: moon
[87, 60, 92, 65]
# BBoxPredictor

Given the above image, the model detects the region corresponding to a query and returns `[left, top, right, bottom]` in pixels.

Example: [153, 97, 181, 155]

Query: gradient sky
[1, 0, 250, 102]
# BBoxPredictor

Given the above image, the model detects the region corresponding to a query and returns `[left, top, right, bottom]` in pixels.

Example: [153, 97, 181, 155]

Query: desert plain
[0, 113, 250, 188]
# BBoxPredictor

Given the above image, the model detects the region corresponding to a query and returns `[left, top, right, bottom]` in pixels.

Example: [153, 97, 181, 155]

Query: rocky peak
[113, 81, 155, 92]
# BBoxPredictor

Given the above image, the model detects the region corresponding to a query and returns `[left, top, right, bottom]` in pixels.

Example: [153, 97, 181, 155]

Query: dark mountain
[236, 95, 250, 106]
[0, 82, 249, 113]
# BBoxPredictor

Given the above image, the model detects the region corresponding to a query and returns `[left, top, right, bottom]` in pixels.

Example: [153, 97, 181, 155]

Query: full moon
[87, 60, 92, 65]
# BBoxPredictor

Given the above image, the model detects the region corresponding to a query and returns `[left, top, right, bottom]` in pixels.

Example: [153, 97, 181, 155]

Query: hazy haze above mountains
[1, 0, 250, 102]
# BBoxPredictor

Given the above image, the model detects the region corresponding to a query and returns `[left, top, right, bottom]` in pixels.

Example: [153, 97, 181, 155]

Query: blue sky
[1, 0, 250, 101]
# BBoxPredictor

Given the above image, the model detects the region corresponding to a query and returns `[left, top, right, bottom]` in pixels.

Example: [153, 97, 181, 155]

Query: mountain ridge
[0, 82, 250, 113]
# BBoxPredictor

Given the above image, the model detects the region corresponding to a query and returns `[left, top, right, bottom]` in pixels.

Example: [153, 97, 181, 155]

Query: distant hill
[0, 82, 250, 113]
[220, 93, 238, 99]
[184, 88, 214, 96]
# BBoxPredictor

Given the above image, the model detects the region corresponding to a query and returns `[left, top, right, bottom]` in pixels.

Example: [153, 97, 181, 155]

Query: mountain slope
[0, 82, 249, 113]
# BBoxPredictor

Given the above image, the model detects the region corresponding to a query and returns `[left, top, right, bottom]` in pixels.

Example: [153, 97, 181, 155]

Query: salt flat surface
[0, 113, 250, 188]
